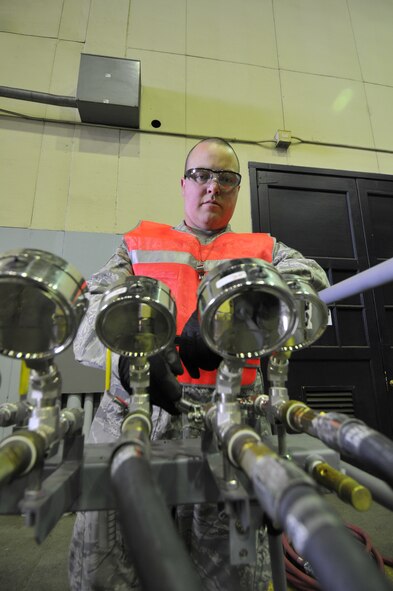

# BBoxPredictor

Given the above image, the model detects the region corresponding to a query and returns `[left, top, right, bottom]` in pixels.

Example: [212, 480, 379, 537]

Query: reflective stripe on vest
[124, 221, 274, 386]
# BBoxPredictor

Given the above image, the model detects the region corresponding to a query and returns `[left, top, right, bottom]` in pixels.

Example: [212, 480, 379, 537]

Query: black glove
[118, 345, 183, 415]
[176, 310, 221, 379]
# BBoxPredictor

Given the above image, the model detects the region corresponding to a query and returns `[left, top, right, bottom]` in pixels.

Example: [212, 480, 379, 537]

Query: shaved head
[185, 138, 240, 173]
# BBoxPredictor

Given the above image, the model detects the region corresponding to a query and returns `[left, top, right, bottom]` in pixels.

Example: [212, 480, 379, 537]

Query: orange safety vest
[124, 221, 275, 386]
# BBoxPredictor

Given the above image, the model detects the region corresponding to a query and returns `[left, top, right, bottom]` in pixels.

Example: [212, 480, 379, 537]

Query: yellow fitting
[312, 461, 372, 512]
[19, 360, 30, 399]
[105, 348, 112, 392]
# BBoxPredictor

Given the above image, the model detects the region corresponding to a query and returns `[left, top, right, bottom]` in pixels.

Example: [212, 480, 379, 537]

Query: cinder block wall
[0, 0, 392, 236]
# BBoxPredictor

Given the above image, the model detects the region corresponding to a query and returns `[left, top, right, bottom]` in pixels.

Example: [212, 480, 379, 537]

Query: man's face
[180, 142, 240, 231]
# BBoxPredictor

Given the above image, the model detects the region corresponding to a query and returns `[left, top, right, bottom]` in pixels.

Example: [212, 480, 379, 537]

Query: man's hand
[118, 344, 183, 415]
[176, 310, 221, 379]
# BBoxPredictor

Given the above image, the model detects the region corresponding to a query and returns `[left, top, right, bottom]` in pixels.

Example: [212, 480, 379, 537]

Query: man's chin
[201, 216, 227, 231]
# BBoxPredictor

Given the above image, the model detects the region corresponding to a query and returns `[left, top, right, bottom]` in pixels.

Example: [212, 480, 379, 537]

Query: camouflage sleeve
[272, 239, 330, 291]
[73, 240, 133, 370]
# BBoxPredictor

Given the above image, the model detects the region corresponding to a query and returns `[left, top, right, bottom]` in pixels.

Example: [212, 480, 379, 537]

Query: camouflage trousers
[68, 387, 272, 591]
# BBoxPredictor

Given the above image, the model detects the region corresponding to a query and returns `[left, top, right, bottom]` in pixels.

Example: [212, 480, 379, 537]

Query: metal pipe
[319, 258, 393, 305]
[0, 401, 31, 427]
[59, 408, 84, 438]
[66, 394, 82, 409]
[82, 394, 94, 436]
[267, 523, 287, 591]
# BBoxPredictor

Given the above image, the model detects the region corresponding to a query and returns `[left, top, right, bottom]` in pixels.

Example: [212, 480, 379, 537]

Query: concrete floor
[0, 513, 75, 591]
[0, 494, 392, 591]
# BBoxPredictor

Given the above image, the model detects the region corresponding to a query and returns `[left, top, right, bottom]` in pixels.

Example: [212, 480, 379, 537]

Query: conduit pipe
[0, 85, 77, 108]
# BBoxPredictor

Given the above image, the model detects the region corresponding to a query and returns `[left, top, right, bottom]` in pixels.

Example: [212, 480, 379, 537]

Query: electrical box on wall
[76, 54, 141, 128]
[274, 129, 292, 149]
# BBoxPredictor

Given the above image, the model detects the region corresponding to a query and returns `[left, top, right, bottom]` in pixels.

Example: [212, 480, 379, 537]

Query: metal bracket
[20, 433, 84, 543]
[205, 451, 261, 565]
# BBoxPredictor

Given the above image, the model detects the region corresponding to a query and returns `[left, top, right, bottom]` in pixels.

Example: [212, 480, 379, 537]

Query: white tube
[319, 258, 393, 305]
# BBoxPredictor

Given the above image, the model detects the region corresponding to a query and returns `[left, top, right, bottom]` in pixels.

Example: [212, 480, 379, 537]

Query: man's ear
[180, 177, 186, 194]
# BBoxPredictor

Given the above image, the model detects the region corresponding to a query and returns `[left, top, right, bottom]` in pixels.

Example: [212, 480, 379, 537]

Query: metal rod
[267, 523, 287, 591]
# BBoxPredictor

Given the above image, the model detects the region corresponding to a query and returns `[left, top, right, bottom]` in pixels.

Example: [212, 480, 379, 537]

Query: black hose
[279, 485, 392, 591]
[301, 524, 392, 591]
[340, 423, 393, 488]
[0, 85, 77, 108]
[111, 444, 203, 591]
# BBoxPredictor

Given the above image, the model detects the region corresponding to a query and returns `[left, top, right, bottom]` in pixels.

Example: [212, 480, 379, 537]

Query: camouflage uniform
[69, 222, 329, 591]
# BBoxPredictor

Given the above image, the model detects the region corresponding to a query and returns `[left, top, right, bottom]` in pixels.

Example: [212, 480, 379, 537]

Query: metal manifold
[0, 249, 393, 591]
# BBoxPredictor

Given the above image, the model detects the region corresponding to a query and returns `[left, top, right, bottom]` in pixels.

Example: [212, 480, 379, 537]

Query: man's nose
[207, 178, 221, 194]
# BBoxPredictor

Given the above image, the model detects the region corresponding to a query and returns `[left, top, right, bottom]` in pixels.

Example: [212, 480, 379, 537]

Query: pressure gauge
[0, 249, 88, 359]
[198, 258, 297, 360]
[95, 276, 176, 358]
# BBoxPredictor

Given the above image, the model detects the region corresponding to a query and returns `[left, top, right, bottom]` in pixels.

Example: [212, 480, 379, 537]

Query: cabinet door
[358, 179, 393, 429]
[250, 165, 391, 435]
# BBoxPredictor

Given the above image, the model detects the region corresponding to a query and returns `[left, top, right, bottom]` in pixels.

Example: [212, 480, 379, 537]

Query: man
[69, 138, 329, 590]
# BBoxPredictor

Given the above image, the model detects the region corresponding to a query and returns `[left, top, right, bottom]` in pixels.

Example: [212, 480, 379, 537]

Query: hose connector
[305, 455, 372, 511]
[0, 430, 46, 486]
